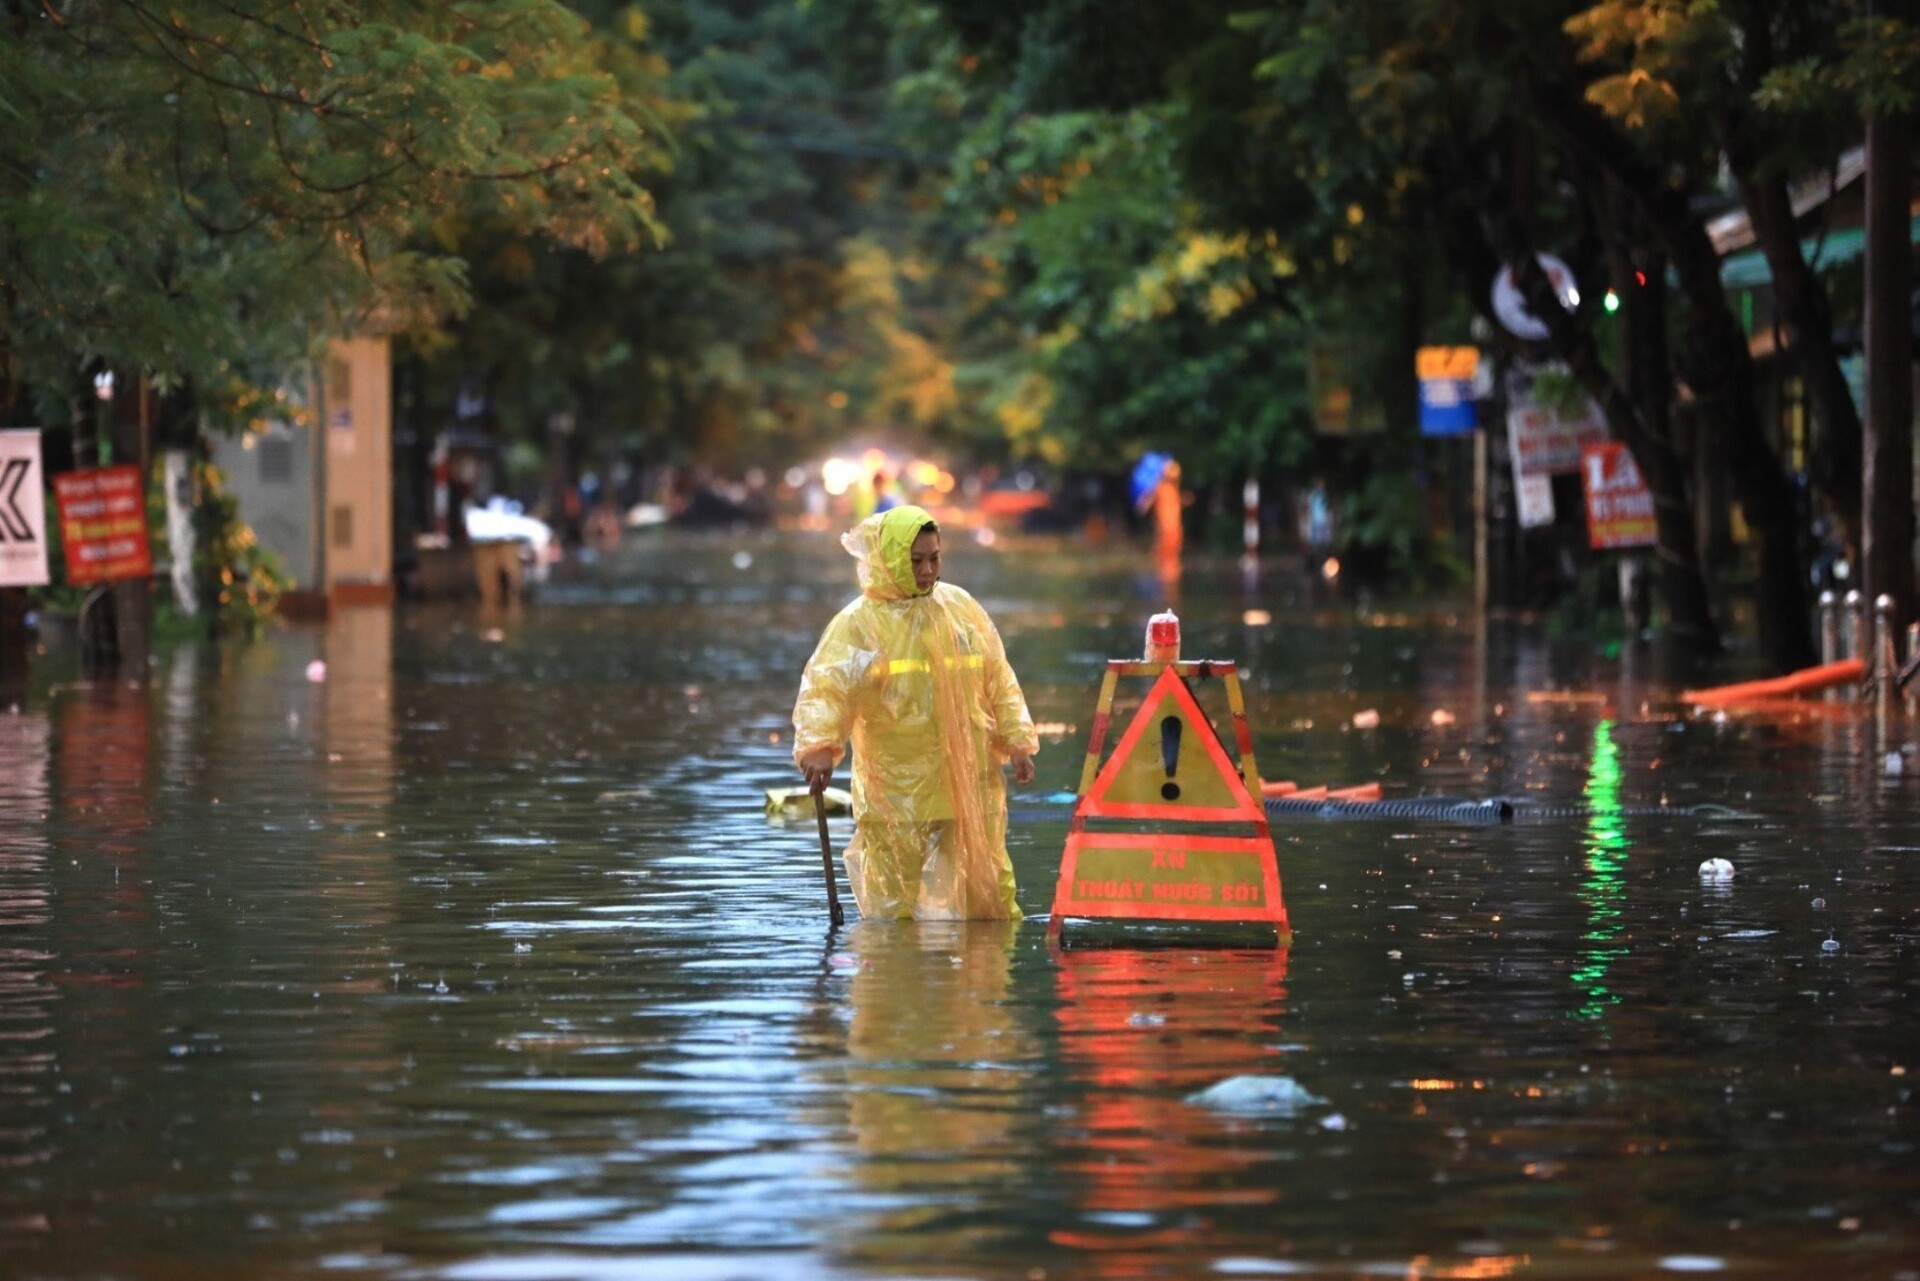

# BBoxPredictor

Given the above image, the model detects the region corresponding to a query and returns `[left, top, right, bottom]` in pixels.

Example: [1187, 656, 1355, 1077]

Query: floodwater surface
[1, 529, 1917, 1280]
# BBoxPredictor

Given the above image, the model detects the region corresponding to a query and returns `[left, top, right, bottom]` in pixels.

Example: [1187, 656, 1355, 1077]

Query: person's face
[909, 529, 942, 594]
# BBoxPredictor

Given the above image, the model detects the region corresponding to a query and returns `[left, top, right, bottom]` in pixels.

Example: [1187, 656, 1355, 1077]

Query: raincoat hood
[844, 505, 938, 600]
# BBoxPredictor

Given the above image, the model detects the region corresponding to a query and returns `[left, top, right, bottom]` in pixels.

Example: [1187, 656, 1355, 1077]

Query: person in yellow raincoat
[793, 505, 1038, 920]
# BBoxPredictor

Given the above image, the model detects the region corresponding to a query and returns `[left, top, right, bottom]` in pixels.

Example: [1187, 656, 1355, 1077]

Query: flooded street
[3, 529, 1917, 1279]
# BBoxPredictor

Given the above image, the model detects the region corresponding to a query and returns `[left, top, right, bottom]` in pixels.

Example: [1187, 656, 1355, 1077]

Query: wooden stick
[812, 786, 845, 929]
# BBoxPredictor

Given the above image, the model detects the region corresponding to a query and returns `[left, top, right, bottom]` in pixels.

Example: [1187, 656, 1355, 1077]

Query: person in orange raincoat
[793, 505, 1038, 920]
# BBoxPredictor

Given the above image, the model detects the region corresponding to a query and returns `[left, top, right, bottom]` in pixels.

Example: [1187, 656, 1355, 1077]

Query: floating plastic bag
[1185, 1075, 1325, 1116]
[765, 786, 853, 820]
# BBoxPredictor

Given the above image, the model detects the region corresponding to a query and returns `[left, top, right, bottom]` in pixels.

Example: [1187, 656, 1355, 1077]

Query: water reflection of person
[793, 506, 1038, 920]
[838, 921, 1034, 1259]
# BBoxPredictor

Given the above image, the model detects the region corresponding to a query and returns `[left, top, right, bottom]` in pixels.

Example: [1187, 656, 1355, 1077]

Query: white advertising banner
[0, 429, 50, 588]
[1508, 401, 1610, 476]
[1515, 473, 1557, 529]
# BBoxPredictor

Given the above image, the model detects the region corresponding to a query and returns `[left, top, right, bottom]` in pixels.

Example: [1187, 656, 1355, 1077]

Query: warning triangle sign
[1079, 666, 1264, 822]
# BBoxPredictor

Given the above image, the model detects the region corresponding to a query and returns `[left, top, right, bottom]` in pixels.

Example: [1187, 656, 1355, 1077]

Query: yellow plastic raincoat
[793, 506, 1038, 920]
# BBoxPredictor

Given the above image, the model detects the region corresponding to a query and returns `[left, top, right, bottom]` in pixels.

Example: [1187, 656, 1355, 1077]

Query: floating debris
[765, 787, 853, 819]
[1186, 1075, 1325, 1116]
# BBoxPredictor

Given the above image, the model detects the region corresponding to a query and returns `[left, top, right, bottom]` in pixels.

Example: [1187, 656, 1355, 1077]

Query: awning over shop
[1720, 213, 1920, 290]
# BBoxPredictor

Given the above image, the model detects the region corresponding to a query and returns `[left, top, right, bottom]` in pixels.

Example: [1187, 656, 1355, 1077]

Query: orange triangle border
[1078, 666, 1264, 822]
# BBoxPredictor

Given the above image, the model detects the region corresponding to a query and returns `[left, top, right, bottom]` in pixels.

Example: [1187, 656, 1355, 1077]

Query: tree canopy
[4, 0, 1910, 664]
[0, 0, 672, 426]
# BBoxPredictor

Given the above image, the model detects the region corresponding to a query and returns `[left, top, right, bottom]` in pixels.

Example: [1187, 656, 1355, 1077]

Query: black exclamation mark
[1159, 716, 1182, 800]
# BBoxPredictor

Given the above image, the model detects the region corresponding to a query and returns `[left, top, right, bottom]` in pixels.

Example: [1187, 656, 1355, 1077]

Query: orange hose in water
[1683, 658, 1865, 707]
[1260, 779, 1383, 802]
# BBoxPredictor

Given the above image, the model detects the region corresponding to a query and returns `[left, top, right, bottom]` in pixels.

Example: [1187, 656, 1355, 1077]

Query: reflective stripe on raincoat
[793, 506, 1038, 920]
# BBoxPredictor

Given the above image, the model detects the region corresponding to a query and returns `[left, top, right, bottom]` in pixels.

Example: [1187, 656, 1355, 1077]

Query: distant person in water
[792, 506, 1038, 920]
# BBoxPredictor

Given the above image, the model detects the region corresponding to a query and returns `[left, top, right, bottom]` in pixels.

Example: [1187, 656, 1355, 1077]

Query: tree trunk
[0, 587, 27, 693]
[1485, 206, 1722, 653]
[1863, 105, 1915, 636]
[107, 372, 150, 678]
[1718, 11, 1865, 553]
[1732, 166, 1863, 546]
[1665, 232, 1817, 671]
[1601, 183, 1718, 651]
[1535, 88, 1816, 671]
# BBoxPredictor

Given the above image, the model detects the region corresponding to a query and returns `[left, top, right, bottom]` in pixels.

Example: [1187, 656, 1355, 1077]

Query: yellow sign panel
[1079, 666, 1263, 823]
[1050, 659, 1290, 942]
[1416, 345, 1479, 381]
[1055, 833, 1278, 916]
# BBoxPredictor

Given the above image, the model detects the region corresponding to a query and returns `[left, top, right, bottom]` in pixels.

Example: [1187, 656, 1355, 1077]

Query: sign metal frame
[1049, 660, 1290, 943]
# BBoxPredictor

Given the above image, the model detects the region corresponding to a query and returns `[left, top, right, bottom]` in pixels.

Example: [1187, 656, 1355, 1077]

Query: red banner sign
[53, 465, 152, 586]
[1580, 443, 1656, 550]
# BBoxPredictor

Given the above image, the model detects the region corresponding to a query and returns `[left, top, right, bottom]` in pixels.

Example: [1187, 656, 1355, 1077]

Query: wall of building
[321, 336, 393, 603]
[211, 335, 393, 610]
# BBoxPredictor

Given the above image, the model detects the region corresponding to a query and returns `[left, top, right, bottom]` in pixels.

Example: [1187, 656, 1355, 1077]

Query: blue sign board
[1418, 377, 1478, 437]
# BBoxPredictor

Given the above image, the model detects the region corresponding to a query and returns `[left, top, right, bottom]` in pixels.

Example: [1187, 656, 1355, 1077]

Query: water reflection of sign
[53, 465, 152, 586]
[1580, 443, 1656, 550]
[1048, 948, 1291, 1256]
[0, 705, 49, 821]
[1416, 346, 1479, 437]
[0, 429, 50, 587]
[1050, 662, 1289, 937]
[58, 684, 151, 859]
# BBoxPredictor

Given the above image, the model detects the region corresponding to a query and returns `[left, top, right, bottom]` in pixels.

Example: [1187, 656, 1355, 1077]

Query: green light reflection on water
[1572, 718, 1630, 1021]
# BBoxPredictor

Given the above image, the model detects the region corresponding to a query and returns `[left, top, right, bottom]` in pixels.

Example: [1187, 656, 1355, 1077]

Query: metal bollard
[1844, 589, 1865, 662]
[1819, 590, 1839, 666]
[1874, 595, 1894, 725]
[1907, 622, 1920, 714]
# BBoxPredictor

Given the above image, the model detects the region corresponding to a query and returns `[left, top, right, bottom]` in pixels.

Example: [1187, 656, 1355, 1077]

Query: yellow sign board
[1416, 345, 1479, 381]
[1078, 665, 1264, 822]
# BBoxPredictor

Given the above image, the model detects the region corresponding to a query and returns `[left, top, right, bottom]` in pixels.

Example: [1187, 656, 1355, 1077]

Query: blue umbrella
[1130, 452, 1173, 513]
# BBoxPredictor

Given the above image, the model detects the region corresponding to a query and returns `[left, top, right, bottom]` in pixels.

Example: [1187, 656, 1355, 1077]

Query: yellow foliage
[1585, 68, 1681, 127]
[996, 370, 1054, 442]
[1204, 280, 1254, 320]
